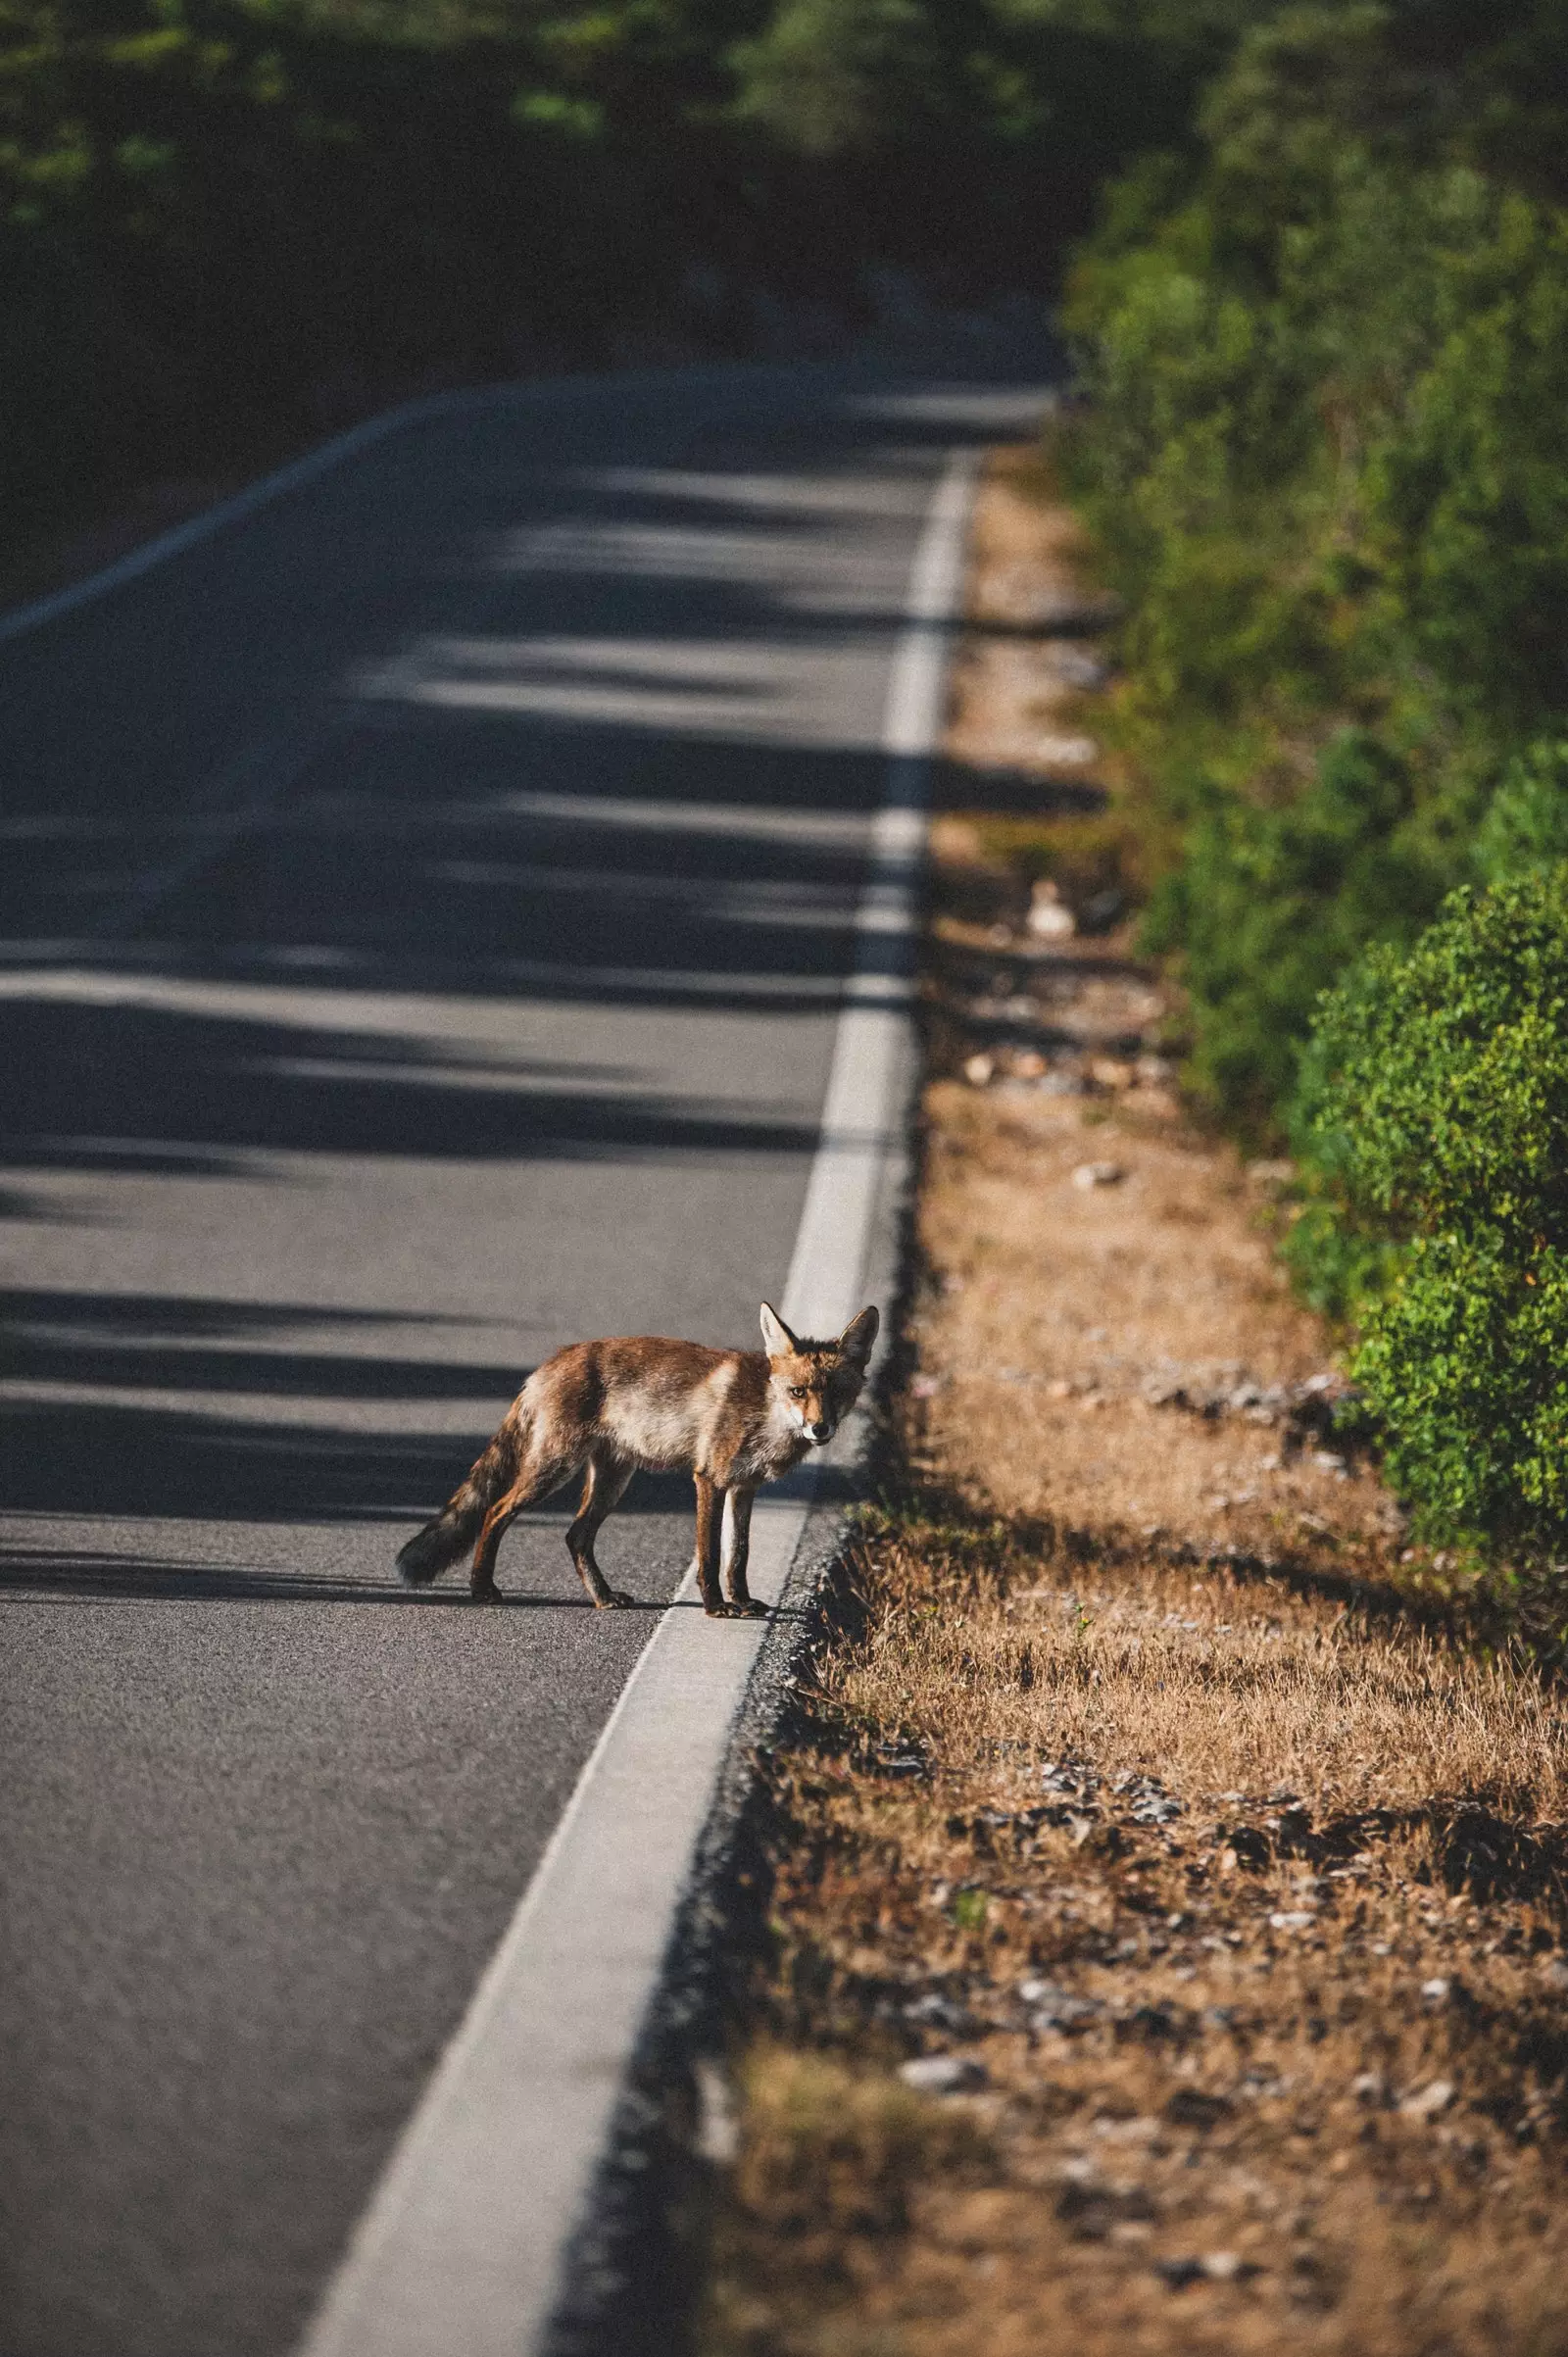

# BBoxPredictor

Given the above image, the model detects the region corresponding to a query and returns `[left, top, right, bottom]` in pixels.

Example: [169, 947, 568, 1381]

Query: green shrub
[1062, 11, 1568, 1137]
[1365, 194, 1568, 731]
[1293, 873, 1568, 1548]
[1353, 1233, 1568, 1548]
[1146, 729, 1442, 1126]
[1058, 8, 1568, 1561]
[1473, 738, 1568, 885]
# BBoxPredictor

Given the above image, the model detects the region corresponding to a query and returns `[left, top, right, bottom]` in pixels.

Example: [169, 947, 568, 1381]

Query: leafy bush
[1473, 739, 1568, 885]
[1293, 873, 1568, 1548]
[1366, 195, 1568, 731]
[1061, 6, 1568, 1137]
[1147, 728, 1442, 1125]
[1057, 7, 1568, 1561]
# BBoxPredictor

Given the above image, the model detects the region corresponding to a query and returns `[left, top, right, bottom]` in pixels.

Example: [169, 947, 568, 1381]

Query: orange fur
[396, 1302, 878, 1615]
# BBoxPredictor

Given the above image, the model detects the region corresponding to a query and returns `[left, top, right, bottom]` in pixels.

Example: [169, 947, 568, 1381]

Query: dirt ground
[695, 454, 1568, 2357]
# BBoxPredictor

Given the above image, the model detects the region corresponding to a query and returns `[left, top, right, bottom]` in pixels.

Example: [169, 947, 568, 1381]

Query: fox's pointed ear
[760, 1301, 799, 1358]
[838, 1304, 879, 1365]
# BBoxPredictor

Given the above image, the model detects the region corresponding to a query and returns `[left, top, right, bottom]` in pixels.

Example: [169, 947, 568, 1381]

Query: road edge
[0, 359, 909, 652]
[292, 449, 978, 2357]
[538, 1077, 919, 2355]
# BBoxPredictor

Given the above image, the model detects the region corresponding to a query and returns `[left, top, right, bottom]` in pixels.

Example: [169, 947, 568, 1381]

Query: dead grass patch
[704, 1509, 1568, 2357]
[694, 452, 1568, 2357]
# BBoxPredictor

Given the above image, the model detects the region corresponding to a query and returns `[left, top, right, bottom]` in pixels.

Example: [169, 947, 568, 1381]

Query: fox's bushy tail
[397, 1412, 525, 1586]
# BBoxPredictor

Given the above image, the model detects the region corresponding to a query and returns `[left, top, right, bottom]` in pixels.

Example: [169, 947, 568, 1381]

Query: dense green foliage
[1062, 0, 1568, 1552]
[1063, 0, 1568, 1125]
[0, 0, 1234, 527]
[1293, 877, 1568, 1551]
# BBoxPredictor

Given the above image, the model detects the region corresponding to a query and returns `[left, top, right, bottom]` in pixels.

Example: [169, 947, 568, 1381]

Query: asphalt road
[0, 358, 1048, 2357]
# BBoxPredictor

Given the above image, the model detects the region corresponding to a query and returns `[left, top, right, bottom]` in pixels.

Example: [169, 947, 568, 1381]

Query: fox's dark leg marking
[470, 1449, 578, 1600]
[693, 1473, 730, 1615]
[722, 1485, 765, 1617]
[567, 1450, 636, 1608]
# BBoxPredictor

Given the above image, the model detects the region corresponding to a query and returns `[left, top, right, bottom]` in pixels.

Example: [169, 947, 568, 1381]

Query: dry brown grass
[705, 1511, 1568, 2357]
[695, 454, 1568, 2357]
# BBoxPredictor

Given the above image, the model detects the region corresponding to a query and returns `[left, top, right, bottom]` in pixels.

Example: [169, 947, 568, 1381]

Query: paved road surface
[0, 360, 1047, 2357]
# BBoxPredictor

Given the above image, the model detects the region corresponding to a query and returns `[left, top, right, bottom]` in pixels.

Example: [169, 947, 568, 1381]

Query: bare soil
[696, 453, 1568, 2357]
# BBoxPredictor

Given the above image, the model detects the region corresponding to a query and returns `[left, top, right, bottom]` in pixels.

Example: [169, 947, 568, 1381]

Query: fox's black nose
[808, 1420, 831, 1445]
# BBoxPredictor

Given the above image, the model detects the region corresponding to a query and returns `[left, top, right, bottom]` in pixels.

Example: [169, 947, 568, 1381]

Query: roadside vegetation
[690, 11, 1568, 2325]
[1056, 0, 1568, 1563]
[692, 458, 1568, 2357]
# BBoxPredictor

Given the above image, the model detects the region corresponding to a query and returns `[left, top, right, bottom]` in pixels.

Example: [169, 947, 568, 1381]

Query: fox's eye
[788, 1385, 808, 1399]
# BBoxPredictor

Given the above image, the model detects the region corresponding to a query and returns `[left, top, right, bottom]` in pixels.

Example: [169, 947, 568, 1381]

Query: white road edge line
[294, 449, 978, 2357]
[0, 366, 758, 651]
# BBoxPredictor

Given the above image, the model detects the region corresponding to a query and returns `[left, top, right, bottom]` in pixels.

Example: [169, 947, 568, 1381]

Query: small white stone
[1028, 879, 1077, 939]
[1072, 1160, 1125, 1191]
[899, 2054, 987, 2096]
[693, 2058, 740, 2165]
[963, 1052, 995, 1086]
[1400, 2078, 1455, 2118]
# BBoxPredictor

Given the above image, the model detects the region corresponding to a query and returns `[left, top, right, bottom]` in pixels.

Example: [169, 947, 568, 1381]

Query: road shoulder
[693, 453, 1568, 2357]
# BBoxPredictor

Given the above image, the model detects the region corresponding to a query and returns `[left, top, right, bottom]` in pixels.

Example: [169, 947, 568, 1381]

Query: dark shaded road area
[0, 361, 1047, 2356]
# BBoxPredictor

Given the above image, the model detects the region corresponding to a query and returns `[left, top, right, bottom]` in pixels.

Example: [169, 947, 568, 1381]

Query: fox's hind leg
[470, 1444, 579, 1601]
[566, 1449, 636, 1608]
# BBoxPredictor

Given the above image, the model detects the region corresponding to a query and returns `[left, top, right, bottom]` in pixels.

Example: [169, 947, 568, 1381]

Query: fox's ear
[838, 1304, 879, 1365]
[760, 1301, 799, 1357]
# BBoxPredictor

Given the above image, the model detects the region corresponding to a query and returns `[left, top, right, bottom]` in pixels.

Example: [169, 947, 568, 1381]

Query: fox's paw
[470, 1580, 506, 1606]
[594, 1588, 637, 1609]
[706, 1598, 768, 1619]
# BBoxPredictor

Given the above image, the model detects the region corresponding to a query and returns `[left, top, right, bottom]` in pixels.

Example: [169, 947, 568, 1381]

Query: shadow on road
[0, 371, 1048, 1560]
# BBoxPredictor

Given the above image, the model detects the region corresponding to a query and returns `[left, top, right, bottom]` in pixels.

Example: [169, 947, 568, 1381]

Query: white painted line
[0, 396, 481, 650]
[0, 365, 766, 651]
[294, 449, 978, 2357]
[785, 454, 972, 1337]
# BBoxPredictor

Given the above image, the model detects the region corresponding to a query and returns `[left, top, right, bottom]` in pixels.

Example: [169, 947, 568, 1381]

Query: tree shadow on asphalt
[1, 384, 1048, 1555]
[1, 1544, 821, 1613]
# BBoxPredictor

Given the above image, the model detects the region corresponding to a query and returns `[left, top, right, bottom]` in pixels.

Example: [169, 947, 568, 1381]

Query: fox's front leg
[720, 1486, 765, 1618]
[691, 1474, 722, 1614]
[691, 1474, 738, 1617]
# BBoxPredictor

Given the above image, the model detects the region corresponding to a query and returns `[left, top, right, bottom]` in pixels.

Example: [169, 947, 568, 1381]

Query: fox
[397, 1301, 878, 1615]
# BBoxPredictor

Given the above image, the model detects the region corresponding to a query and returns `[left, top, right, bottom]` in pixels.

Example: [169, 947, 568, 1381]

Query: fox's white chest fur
[725, 1390, 810, 1486]
[602, 1358, 805, 1485]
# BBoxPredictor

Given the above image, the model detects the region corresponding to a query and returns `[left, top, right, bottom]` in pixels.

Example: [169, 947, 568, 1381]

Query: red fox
[397, 1301, 878, 1614]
